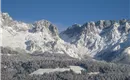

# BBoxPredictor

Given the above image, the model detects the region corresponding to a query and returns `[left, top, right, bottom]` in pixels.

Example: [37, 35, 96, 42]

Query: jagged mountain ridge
[60, 19, 130, 60]
[0, 13, 79, 58]
[1, 12, 130, 61]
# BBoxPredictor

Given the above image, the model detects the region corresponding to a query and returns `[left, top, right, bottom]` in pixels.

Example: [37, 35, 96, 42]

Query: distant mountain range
[1, 12, 130, 62]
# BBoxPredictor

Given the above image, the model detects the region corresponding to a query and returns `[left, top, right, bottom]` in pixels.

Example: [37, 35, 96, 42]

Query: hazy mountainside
[1, 12, 130, 61]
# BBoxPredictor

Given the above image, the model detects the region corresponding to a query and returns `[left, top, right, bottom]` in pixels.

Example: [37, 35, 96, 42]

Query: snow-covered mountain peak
[60, 19, 130, 58]
[1, 12, 13, 21]
[1, 13, 13, 26]
[1, 12, 30, 32]
[1, 12, 130, 59]
[30, 19, 58, 36]
[33, 19, 51, 27]
[1, 12, 80, 58]
[70, 23, 81, 28]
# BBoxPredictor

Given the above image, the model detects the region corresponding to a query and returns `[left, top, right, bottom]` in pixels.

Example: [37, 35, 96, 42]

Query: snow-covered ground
[69, 66, 86, 74]
[88, 72, 99, 75]
[1, 54, 12, 56]
[122, 47, 130, 55]
[30, 66, 86, 75]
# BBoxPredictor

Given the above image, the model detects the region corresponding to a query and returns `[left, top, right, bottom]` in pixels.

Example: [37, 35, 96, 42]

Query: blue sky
[2, 0, 129, 31]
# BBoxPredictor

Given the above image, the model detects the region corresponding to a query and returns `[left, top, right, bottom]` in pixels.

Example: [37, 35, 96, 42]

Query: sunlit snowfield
[30, 66, 86, 75]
